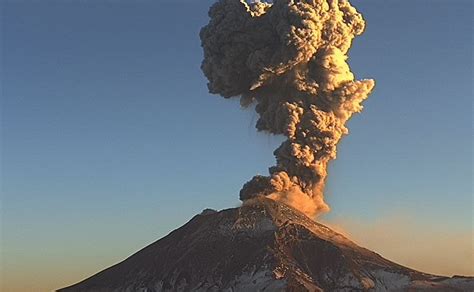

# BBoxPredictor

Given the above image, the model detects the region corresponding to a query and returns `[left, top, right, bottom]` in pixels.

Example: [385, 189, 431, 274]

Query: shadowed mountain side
[58, 198, 473, 291]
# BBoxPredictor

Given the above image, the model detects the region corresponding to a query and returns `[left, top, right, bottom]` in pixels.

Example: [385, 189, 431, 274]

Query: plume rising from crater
[200, 0, 375, 217]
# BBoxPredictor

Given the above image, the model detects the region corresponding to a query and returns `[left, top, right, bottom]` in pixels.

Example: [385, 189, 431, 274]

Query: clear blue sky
[2, 1, 472, 291]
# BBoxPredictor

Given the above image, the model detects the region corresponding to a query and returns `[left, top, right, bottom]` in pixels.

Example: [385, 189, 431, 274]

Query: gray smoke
[200, 0, 374, 217]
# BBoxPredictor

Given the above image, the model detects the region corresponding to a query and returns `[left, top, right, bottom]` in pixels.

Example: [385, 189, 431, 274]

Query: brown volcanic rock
[59, 198, 473, 291]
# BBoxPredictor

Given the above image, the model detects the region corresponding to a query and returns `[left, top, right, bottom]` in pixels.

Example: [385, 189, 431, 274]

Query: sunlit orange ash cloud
[200, 0, 374, 218]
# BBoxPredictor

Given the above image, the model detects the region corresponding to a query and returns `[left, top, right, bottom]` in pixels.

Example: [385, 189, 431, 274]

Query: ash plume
[200, 0, 375, 218]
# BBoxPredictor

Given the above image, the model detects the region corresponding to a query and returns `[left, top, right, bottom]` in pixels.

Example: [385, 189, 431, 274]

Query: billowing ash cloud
[200, 0, 374, 218]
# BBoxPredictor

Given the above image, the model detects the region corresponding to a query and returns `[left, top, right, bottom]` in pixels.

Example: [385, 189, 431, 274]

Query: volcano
[58, 198, 473, 291]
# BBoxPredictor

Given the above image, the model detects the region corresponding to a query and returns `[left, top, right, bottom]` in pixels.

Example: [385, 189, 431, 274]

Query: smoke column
[200, 0, 374, 218]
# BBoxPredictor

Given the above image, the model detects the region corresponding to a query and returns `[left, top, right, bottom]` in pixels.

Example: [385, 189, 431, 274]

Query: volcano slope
[59, 198, 473, 291]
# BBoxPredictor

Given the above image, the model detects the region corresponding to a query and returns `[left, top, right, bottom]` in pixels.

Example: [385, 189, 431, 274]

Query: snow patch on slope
[371, 270, 411, 291]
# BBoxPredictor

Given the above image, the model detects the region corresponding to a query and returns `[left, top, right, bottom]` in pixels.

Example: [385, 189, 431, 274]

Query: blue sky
[2, 1, 472, 291]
